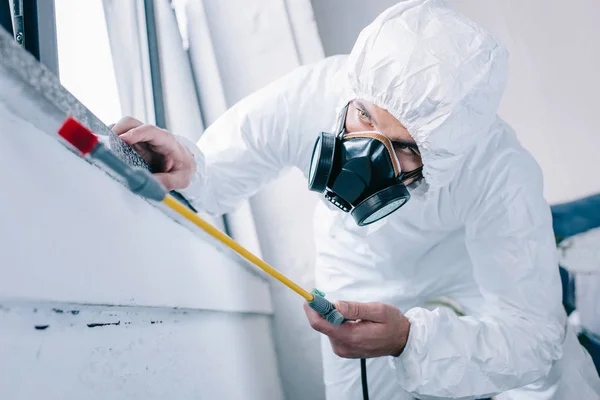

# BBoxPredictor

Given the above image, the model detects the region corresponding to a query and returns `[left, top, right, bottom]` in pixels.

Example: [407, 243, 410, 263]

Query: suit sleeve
[177, 55, 347, 215]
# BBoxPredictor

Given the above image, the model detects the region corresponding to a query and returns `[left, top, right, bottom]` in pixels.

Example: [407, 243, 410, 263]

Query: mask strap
[399, 166, 423, 182]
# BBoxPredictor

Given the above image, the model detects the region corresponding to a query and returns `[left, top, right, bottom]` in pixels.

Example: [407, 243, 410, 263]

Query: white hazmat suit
[179, 0, 600, 398]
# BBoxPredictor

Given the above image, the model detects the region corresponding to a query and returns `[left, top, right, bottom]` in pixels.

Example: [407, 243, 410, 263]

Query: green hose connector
[308, 289, 345, 326]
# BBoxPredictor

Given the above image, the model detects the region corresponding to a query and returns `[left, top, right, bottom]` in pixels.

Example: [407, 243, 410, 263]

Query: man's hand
[303, 301, 410, 358]
[111, 117, 196, 191]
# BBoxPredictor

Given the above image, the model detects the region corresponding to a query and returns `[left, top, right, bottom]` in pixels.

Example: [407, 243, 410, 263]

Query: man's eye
[357, 109, 370, 123]
[395, 143, 415, 154]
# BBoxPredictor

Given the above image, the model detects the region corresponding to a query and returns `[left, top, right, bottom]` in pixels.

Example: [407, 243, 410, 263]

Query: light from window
[54, 0, 122, 125]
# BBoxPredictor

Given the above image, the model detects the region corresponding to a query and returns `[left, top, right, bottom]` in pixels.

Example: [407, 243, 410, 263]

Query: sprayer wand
[57, 117, 344, 326]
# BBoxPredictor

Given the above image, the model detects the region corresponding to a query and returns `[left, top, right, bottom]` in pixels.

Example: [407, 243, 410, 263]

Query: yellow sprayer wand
[162, 194, 313, 301]
[57, 117, 344, 326]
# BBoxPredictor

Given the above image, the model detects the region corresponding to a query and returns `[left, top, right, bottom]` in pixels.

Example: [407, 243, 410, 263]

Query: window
[54, 0, 122, 125]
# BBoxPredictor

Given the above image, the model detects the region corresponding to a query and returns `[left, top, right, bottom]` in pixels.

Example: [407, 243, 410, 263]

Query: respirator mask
[308, 103, 422, 226]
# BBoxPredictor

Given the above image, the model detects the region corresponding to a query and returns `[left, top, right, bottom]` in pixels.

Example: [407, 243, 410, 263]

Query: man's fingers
[335, 301, 387, 322]
[112, 116, 143, 135]
[303, 303, 335, 335]
[330, 342, 354, 358]
[120, 124, 172, 148]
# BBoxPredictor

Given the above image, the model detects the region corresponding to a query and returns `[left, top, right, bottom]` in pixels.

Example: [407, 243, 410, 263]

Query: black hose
[361, 358, 369, 400]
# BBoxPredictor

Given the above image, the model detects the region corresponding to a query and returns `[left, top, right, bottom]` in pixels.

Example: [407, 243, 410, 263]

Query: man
[112, 0, 600, 398]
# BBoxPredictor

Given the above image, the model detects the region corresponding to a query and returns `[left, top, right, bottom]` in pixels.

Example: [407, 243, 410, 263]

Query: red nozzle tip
[58, 117, 99, 155]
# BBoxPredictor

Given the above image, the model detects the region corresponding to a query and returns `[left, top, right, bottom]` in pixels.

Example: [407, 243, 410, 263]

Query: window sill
[0, 28, 272, 315]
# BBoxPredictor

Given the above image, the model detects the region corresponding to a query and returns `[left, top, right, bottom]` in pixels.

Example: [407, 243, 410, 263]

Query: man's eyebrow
[353, 100, 377, 125]
[392, 139, 419, 149]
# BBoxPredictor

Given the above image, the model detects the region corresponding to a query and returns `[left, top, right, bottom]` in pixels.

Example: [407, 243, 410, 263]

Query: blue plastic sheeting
[551, 194, 600, 240]
[551, 193, 600, 375]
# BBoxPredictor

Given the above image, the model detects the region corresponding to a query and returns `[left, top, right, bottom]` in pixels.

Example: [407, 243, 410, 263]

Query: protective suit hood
[344, 0, 509, 190]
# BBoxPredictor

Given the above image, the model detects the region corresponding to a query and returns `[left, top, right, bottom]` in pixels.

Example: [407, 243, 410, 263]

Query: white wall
[1, 305, 280, 400]
[311, 0, 600, 204]
[183, 1, 327, 399]
[0, 85, 283, 399]
[451, 0, 600, 203]
[310, 0, 400, 56]
[249, 170, 325, 399]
